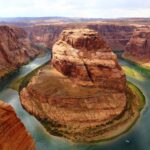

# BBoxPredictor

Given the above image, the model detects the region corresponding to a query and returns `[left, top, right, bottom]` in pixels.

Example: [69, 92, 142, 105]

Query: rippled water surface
[0, 52, 149, 150]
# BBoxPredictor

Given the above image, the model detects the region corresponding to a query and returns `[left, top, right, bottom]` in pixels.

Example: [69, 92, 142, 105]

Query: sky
[0, 0, 150, 18]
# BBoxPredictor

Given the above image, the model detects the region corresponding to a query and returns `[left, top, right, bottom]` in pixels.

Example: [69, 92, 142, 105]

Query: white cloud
[0, 0, 150, 18]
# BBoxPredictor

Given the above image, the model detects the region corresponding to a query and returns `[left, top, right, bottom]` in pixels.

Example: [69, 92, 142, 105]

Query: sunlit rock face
[125, 27, 150, 58]
[0, 25, 39, 78]
[52, 28, 126, 91]
[20, 28, 128, 142]
[0, 100, 35, 149]
[123, 27, 150, 67]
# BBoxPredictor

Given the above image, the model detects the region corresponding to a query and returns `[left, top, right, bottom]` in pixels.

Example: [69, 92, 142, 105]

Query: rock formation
[20, 28, 142, 142]
[124, 27, 150, 66]
[26, 23, 135, 50]
[0, 100, 35, 149]
[52, 28, 126, 91]
[0, 25, 39, 78]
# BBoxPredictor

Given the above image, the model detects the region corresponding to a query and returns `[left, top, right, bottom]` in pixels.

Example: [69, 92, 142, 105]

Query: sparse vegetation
[122, 66, 145, 81]
[121, 57, 150, 78]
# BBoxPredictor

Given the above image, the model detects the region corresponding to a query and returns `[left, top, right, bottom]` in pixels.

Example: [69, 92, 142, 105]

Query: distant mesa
[20, 28, 144, 142]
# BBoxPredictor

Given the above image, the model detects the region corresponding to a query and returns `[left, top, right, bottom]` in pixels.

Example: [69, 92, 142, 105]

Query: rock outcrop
[0, 100, 35, 149]
[26, 23, 135, 50]
[0, 25, 39, 78]
[20, 28, 142, 142]
[52, 28, 126, 91]
[124, 27, 150, 67]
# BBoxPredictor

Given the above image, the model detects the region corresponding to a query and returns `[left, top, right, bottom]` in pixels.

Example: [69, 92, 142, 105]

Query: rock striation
[26, 23, 135, 50]
[124, 27, 150, 67]
[52, 28, 126, 91]
[87, 24, 135, 50]
[20, 28, 142, 142]
[26, 24, 65, 48]
[0, 100, 35, 149]
[0, 25, 39, 78]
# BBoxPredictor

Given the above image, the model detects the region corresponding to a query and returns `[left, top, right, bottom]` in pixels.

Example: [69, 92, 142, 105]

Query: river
[0, 51, 149, 150]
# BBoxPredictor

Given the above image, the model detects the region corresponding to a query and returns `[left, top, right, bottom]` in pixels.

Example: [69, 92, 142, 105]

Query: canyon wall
[0, 25, 39, 78]
[124, 27, 150, 67]
[26, 24, 66, 48]
[87, 24, 135, 50]
[26, 23, 135, 50]
[0, 100, 35, 149]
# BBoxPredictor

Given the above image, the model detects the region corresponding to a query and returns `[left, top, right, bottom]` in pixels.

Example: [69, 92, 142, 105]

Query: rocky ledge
[20, 29, 144, 142]
[0, 100, 35, 149]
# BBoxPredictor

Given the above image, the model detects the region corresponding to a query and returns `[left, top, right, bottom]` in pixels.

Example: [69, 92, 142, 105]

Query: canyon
[0, 17, 148, 147]
[26, 23, 135, 51]
[0, 100, 35, 149]
[20, 28, 143, 142]
[0, 25, 39, 79]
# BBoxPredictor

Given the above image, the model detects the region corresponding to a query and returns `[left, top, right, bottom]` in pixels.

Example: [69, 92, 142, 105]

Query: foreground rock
[0, 25, 39, 78]
[20, 29, 143, 142]
[124, 27, 150, 68]
[0, 100, 35, 149]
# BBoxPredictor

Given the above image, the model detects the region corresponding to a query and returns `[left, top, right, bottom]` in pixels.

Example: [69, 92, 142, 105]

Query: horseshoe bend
[20, 28, 145, 142]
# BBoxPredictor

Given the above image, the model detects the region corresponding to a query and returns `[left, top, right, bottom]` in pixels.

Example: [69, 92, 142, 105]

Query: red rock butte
[52, 28, 126, 91]
[20, 28, 143, 142]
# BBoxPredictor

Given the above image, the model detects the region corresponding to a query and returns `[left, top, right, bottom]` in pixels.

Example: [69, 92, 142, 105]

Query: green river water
[0, 51, 149, 150]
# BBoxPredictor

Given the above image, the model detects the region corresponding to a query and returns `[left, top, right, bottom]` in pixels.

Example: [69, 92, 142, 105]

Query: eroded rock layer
[124, 27, 150, 67]
[26, 23, 135, 50]
[0, 25, 39, 78]
[0, 100, 35, 150]
[87, 24, 135, 50]
[20, 29, 141, 142]
[52, 29, 126, 91]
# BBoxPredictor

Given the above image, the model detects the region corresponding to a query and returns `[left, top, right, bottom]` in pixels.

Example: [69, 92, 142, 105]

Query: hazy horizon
[0, 0, 150, 18]
[0, 16, 150, 19]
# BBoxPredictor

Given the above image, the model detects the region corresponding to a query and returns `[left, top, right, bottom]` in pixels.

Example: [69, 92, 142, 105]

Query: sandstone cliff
[87, 23, 135, 50]
[0, 25, 39, 78]
[52, 28, 126, 91]
[0, 100, 35, 149]
[124, 27, 150, 67]
[26, 23, 135, 50]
